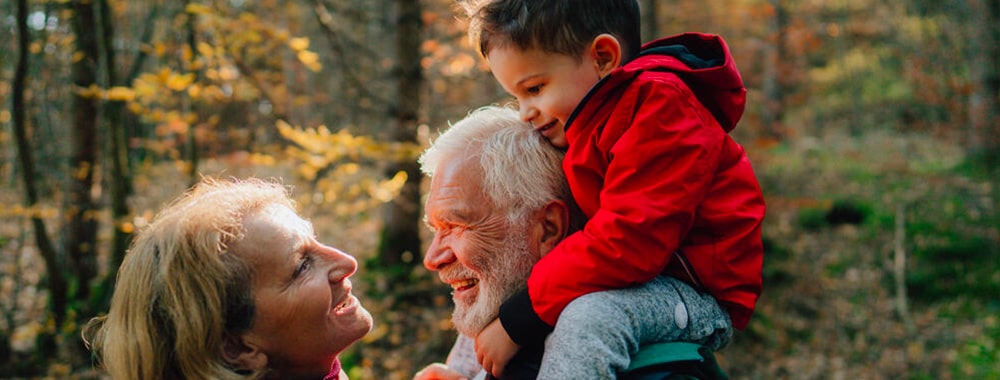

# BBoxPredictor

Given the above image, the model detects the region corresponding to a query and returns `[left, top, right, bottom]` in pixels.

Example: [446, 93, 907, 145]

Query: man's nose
[423, 234, 454, 271]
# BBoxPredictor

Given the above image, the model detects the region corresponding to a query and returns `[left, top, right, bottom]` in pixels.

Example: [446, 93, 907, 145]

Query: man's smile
[448, 278, 479, 293]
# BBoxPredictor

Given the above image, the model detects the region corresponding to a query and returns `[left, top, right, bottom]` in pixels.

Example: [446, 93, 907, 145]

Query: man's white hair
[419, 105, 570, 223]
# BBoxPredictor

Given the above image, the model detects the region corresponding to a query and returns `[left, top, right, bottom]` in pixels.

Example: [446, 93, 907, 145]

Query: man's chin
[452, 306, 494, 337]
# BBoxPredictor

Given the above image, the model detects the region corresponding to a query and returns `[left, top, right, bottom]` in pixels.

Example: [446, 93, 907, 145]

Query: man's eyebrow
[442, 207, 473, 222]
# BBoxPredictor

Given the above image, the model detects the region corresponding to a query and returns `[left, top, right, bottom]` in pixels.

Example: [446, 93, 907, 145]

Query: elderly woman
[83, 177, 372, 380]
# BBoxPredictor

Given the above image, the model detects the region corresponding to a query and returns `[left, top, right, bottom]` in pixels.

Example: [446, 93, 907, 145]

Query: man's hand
[475, 318, 519, 378]
[414, 363, 469, 380]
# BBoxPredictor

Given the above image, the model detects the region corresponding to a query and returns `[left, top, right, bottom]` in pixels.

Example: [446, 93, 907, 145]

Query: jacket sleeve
[497, 289, 551, 347]
[526, 77, 729, 328]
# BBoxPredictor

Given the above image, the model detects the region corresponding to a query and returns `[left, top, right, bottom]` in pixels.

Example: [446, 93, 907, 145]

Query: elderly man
[416, 105, 579, 380]
[414, 106, 727, 380]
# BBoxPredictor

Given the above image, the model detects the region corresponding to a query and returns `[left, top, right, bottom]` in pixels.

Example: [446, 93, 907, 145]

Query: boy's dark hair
[466, 0, 641, 62]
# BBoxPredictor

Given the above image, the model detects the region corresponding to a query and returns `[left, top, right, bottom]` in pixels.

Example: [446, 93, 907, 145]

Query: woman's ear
[591, 34, 622, 78]
[222, 332, 267, 372]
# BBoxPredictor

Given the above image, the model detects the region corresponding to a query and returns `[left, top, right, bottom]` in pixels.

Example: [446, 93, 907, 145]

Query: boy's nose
[519, 105, 538, 125]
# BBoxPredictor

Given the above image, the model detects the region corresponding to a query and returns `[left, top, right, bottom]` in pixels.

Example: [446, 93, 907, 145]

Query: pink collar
[322, 357, 342, 380]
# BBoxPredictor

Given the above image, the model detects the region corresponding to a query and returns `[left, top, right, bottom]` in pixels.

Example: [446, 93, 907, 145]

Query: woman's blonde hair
[83, 177, 294, 380]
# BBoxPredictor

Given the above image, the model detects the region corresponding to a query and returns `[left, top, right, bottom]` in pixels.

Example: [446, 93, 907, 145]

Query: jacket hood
[610, 33, 747, 132]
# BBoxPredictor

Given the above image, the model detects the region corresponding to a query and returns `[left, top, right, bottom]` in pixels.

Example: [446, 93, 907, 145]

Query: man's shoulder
[445, 334, 484, 379]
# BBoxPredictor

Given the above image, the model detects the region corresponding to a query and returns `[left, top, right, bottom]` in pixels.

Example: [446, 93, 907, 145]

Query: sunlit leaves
[243, 152, 275, 166]
[287, 37, 322, 72]
[0, 204, 59, 219]
[105, 86, 135, 101]
[73, 84, 103, 99]
[126, 69, 207, 129]
[296, 50, 322, 72]
[421, 39, 477, 76]
[71, 162, 92, 180]
[277, 120, 421, 219]
[165, 72, 195, 91]
[184, 3, 212, 15]
[196, 42, 216, 61]
[373, 171, 408, 203]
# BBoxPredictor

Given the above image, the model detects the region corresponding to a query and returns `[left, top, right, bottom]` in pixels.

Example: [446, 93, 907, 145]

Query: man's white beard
[450, 224, 536, 337]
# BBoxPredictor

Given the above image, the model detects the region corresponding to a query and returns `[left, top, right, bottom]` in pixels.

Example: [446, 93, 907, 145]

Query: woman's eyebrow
[300, 217, 317, 235]
[280, 249, 306, 288]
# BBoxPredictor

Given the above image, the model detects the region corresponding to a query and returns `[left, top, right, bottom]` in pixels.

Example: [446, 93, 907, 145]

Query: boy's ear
[591, 34, 622, 77]
[222, 332, 267, 372]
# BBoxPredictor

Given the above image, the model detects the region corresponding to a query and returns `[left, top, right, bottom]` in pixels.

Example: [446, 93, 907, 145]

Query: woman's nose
[423, 234, 454, 271]
[326, 247, 358, 283]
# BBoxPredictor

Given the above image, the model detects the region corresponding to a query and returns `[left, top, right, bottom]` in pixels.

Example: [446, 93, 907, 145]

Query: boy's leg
[536, 276, 732, 380]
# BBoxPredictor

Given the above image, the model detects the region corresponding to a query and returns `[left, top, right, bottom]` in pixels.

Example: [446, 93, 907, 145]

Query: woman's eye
[294, 254, 313, 277]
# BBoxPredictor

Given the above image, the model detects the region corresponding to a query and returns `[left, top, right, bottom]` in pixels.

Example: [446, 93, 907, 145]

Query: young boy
[465, 0, 766, 378]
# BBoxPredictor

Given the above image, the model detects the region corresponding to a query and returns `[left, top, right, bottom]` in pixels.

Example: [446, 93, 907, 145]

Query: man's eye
[433, 223, 465, 237]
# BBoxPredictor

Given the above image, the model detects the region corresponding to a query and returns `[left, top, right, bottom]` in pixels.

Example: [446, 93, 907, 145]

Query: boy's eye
[526, 84, 542, 95]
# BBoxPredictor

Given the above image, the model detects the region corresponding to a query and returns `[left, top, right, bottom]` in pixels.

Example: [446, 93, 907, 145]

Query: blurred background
[0, 0, 997, 378]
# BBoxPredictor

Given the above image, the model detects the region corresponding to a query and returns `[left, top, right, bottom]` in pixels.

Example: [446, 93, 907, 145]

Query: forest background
[1, 0, 998, 379]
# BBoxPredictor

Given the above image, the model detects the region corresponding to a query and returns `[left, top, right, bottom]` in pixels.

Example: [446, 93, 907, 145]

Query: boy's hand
[474, 318, 519, 378]
[414, 363, 469, 380]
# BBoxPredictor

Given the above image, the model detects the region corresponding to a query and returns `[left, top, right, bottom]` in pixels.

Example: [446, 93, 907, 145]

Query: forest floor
[0, 130, 997, 379]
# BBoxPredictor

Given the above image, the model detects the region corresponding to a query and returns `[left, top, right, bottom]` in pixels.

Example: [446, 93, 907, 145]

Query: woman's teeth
[335, 296, 353, 312]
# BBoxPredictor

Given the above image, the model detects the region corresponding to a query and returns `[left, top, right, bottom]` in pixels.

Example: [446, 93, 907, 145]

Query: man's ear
[535, 200, 570, 257]
[222, 332, 267, 372]
[591, 34, 622, 77]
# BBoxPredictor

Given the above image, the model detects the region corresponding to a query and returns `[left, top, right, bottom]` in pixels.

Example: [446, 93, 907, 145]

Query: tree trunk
[968, 0, 999, 164]
[185, 0, 200, 186]
[68, 0, 102, 305]
[95, 0, 134, 310]
[377, 0, 424, 271]
[14, 0, 66, 327]
[640, 0, 659, 43]
[761, 0, 787, 139]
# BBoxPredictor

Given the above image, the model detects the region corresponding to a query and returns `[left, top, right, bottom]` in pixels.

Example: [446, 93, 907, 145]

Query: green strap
[627, 342, 706, 371]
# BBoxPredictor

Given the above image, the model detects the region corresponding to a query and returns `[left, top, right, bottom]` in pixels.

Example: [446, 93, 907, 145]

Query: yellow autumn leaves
[277, 120, 421, 216]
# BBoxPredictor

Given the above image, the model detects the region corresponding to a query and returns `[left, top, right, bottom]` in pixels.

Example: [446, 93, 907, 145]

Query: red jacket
[499, 33, 765, 345]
